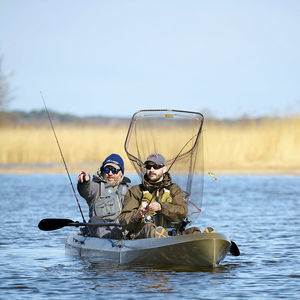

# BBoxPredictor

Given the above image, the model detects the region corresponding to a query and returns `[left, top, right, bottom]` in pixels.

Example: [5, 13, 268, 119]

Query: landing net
[124, 109, 204, 225]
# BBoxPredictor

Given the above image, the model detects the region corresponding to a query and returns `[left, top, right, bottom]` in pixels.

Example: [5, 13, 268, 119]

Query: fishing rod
[40, 91, 87, 223]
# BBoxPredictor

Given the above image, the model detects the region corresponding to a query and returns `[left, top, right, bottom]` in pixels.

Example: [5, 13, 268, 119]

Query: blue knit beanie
[101, 153, 124, 173]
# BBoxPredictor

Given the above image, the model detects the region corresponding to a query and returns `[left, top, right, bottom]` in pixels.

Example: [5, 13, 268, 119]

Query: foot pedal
[155, 226, 168, 238]
[204, 226, 215, 233]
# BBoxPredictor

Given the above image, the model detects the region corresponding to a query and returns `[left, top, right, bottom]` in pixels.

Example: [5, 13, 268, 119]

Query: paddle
[229, 241, 240, 256]
[38, 218, 121, 231]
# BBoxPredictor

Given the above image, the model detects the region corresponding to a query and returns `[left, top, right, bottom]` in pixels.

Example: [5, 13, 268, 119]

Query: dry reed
[1, 117, 299, 173]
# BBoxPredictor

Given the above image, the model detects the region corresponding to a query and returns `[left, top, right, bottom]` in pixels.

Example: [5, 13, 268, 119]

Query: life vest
[92, 182, 129, 222]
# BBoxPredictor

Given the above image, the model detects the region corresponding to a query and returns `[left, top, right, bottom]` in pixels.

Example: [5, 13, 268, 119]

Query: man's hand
[135, 207, 148, 220]
[147, 202, 161, 212]
[78, 170, 89, 183]
[135, 202, 162, 220]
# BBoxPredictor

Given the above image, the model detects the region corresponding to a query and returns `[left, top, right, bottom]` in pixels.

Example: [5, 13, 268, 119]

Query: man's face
[102, 165, 123, 186]
[145, 163, 166, 182]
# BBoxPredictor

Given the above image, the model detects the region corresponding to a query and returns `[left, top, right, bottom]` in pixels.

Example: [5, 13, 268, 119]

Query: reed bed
[203, 117, 300, 172]
[0, 124, 127, 164]
[1, 117, 299, 173]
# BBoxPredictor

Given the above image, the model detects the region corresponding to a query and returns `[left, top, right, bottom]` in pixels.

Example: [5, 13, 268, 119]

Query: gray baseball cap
[144, 153, 166, 166]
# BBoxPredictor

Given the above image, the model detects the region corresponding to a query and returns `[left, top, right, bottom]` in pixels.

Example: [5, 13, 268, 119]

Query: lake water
[0, 173, 299, 299]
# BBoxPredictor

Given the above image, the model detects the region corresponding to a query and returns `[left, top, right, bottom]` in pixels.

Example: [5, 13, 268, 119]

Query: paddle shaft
[69, 222, 121, 227]
[38, 218, 121, 231]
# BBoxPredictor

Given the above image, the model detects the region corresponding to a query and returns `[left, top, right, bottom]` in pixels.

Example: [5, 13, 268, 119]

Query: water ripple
[0, 174, 299, 299]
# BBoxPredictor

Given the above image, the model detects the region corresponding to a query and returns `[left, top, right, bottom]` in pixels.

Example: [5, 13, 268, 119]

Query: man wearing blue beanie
[77, 153, 131, 239]
[101, 153, 125, 176]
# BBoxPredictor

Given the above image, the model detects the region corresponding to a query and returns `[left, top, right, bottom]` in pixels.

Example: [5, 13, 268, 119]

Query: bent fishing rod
[40, 91, 87, 223]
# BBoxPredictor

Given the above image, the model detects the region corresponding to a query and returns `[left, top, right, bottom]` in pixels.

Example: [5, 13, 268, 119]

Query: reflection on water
[0, 174, 299, 299]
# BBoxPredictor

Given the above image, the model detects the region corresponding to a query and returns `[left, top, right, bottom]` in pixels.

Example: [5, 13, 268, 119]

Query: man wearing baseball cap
[77, 153, 131, 238]
[119, 153, 187, 239]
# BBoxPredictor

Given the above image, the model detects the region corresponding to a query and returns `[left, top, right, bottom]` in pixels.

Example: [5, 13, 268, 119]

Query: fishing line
[40, 91, 87, 223]
[203, 128, 217, 180]
[167, 134, 197, 173]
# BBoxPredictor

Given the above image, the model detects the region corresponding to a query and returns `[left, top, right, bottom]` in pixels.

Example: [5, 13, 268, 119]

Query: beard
[148, 172, 164, 182]
[107, 176, 123, 187]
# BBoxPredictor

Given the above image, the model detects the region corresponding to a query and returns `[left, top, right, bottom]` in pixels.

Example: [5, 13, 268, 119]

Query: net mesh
[124, 109, 204, 224]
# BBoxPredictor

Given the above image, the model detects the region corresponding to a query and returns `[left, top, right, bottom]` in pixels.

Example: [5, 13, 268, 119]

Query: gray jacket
[77, 174, 131, 222]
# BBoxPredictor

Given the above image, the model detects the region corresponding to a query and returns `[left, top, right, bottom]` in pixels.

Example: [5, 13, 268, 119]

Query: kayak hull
[65, 231, 231, 268]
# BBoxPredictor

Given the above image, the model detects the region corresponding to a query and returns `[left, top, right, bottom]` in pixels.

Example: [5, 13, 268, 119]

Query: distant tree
[0, 57, 13, 111]
[0, 57, 14, 125]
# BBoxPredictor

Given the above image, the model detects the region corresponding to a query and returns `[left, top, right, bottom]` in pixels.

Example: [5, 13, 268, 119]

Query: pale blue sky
[0, 0, 299, 118]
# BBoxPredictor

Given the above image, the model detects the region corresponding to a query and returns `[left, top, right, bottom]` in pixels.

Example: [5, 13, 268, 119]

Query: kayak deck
[65, 231, 231, 268]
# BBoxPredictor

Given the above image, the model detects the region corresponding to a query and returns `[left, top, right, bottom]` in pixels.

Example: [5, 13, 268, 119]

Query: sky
[0, 0, 299, 119]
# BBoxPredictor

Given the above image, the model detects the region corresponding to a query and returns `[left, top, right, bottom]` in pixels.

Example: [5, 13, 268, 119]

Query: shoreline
[0, 163, 299, 175]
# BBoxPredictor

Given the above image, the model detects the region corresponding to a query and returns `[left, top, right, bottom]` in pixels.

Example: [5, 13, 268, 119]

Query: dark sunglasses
[145, 164, 163, 170]
[103, 167, 121, 174]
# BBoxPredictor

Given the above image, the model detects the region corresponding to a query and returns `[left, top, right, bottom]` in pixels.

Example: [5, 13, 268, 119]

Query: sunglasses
[145, 164, 163, 170]
[103, 167, 121, 174]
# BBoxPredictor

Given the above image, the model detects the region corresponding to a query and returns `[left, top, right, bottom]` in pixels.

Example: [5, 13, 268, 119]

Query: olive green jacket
[119, 173, 188, 233]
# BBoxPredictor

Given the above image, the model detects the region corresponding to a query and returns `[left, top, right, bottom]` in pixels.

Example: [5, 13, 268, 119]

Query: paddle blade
[229, 241, 240, 256]
[38, 218, 74, 231]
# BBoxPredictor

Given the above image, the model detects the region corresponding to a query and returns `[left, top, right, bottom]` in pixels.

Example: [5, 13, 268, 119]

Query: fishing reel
[144, 214, 154, 223]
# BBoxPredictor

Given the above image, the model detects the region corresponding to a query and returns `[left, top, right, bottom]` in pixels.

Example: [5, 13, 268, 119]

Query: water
[0, 174, 299, 299]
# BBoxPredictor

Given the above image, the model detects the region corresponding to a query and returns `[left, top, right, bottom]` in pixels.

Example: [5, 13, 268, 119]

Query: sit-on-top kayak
[65, 230, 232, 268]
